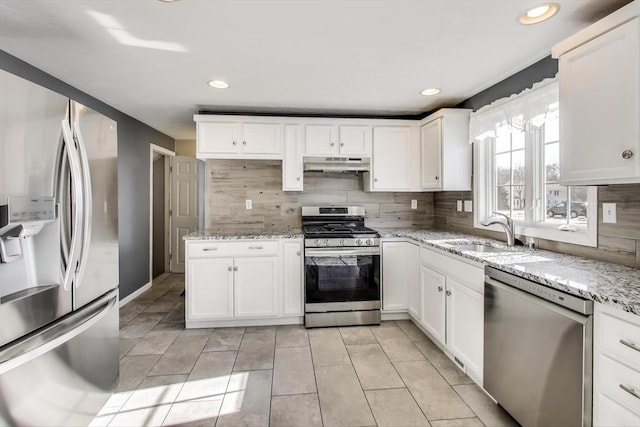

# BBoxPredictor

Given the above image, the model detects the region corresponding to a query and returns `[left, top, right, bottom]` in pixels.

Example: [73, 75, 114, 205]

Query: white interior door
[170, 156, 199, 273]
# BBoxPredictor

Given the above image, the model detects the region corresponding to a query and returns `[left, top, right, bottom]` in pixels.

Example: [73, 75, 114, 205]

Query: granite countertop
[184, 230, 304, 241]
[380, 229, 640, 316]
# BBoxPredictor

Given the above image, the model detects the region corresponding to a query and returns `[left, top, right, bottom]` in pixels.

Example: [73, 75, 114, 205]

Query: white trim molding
[120, 281, 152, 307]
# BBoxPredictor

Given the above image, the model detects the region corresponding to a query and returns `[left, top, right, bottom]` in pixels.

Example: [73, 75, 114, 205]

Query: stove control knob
[355, 239, 362, 246]
[324, 239, 331, 247]
[340, 239, 346, 246]
[366, 239, 373, 246]
[315, 239, 322, 247]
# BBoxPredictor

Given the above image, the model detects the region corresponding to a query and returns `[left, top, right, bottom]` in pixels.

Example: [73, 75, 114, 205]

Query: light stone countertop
[380, 229, 640, 316]
[184, 230, 304, 241]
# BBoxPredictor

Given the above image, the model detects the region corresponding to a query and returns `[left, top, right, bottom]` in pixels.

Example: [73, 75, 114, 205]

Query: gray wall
[153, 156, 166, 278]
[0, 50, 175, 299]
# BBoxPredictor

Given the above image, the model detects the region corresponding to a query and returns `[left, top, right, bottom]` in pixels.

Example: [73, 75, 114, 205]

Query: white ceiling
[0, 0, 630, 140]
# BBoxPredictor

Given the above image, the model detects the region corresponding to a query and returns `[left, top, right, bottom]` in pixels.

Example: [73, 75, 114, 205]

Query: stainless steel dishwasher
[484, 266, 593, 427]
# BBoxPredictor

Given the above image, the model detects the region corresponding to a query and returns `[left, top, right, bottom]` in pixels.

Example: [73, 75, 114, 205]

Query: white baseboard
[381, 312, 411, 321]
[120, 282, 152, 307]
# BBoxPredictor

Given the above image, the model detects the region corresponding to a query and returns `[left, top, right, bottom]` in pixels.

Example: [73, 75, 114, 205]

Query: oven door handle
[305, 248, 380, 257]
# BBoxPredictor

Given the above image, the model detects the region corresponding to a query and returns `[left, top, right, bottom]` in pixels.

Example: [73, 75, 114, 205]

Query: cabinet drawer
[599, 308, 640, 367]
[420, 246, 484, 293]
[598, 393, 640, 427]
[187, 241, 279, 258]
[600, 354, 640, 416]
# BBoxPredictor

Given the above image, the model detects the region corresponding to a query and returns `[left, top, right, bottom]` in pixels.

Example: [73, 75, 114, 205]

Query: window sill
[473, 221, 597, 248]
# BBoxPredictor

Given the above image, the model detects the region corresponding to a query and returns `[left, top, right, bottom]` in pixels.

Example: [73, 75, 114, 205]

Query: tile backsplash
[433, 185, 640, 268]
[204, 160, 434, 232]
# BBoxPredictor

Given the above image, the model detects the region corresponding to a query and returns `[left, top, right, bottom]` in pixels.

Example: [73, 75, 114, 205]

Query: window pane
[495, 153, 511, 186]
[569, 187, 588, 228]
[545, 142, 560, 182]
[511, 185, 526, 221]
[495, 186, 511, 214]
[495, 122, 510, 153]
[512, 117, 525, 150]
[545, 183, 568, 225]
[512, 149, 525, 185]
[545, 104, 560, 143]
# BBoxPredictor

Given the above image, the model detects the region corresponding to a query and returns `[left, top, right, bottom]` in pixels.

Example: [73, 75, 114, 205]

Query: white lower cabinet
[382, 241, 418, 312]
[185, 239, 304, 327]
[414, 246, 484, 385]
[594, 302, 640, 426]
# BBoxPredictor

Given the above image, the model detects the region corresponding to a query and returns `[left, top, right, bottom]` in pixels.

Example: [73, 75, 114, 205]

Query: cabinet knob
[330, 143, 335, 147]
[435, 176, 439, 180]
[622, 150, 633, 159]
[445, 290, 451, 296]
[340, 143, 344, 147]
[228, 266, 232, 272]
[437, 286, 443, 292]
[243, 140, 247, 145]
[232, 141, 237, 146]
[296, 177, 301, 181]
[374, 178, 378, 182]
[233, 266, 238, 271]
[296, 251, 301, 256]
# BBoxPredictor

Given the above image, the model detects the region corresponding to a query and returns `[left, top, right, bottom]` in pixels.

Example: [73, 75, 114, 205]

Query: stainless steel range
[302, 206, 381, 328]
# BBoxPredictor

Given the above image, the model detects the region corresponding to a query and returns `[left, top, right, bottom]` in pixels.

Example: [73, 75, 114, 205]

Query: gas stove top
[302, 206, 380, 248]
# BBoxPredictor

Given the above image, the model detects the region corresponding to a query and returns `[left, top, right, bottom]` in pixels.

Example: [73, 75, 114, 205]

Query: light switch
[456, 200, 463, 212]
[603, 203, 616, 223]
[245, 200, 252, 210]
[411, 199, 418, 209]
[464, 200, 473, 212]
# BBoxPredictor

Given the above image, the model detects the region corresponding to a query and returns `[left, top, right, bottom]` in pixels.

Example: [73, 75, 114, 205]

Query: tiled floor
[93, 274, 517, 427]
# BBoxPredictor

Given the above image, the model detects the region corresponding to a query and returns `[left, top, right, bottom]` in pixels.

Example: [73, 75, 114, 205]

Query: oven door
[304, 247, 380, 310]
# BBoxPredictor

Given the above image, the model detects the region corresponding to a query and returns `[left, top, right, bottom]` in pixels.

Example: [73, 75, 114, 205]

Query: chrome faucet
[481, 212, 515, 246]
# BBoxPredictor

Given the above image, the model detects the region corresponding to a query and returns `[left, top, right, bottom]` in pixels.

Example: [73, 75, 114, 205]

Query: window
[472, 78, 597, 247]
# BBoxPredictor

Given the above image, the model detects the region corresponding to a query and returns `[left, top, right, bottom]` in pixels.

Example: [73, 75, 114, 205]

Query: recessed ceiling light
[208, 80, 229, 89]
[420, 88, 440, 96]
[518, 3, 560, 25]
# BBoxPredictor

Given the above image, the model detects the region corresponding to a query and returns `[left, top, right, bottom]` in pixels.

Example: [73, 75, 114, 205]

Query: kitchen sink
[448, 244, 510, 253]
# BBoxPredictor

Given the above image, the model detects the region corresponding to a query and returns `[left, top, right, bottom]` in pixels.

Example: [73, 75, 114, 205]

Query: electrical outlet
[603, 203, 616, 223]
[456, 200, 463, 212]
[411, 199, 417, 209]
[245, 199, 252, 210]
[464, 200, 473, 212]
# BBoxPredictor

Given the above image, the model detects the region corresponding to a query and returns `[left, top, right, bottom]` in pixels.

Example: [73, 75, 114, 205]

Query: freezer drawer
[0, 290, 118, 426]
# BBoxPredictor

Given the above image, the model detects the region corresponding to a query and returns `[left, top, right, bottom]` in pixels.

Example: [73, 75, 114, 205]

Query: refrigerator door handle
[60, 120, 84, 294]
[0, 289, 117, 375]
[72, 121, 92, 287]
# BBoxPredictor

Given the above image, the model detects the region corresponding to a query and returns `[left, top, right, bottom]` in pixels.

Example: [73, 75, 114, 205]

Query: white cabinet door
[282, 125, 304, 191]
[559, 18, 640, 185]
[305, 124, 337, 155]
[241, 122, 282, 155]
[419, 265, 446, 344]
[445, 278, 484, 384]
[187, 258, 234, 320]
[282, 241, 303, 316]
[234, 256, 279, 318]
[421, 119, 442, 190]
[371, 127, 412, 190]
[407, 243, 420, 319]
[596, 394, 640, 427]
[339, 125, 371, 156]
[382, 242, 408, 311]
[197, 122, 240, 154]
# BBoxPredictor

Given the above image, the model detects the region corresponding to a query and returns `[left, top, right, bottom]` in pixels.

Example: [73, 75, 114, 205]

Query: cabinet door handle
[233, 266, 238, 271]
[620, 384, 640, 400]
[296, 251, 301, 256]
[620, 338, 640, 352]
[622, 150, 633, 159]
[228, 266, 232, 272]
[445, 290, 451, 296]
[203, 247, 218, 251]
[248, 246, 263, 250]
[437, 286, 443, 292]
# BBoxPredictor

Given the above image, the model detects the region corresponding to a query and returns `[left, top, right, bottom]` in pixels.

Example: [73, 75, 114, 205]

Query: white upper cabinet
[282, 124, 304, 191]
[367, 126, 420, 191]
[195, 116, 283, 159]
[304, 123, 371, 156]
[552, 3, 640, 185]
[419, 109, 471, 191]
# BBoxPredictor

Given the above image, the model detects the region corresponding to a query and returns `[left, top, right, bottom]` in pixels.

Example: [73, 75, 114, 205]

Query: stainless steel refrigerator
[0, 69, 119, 426]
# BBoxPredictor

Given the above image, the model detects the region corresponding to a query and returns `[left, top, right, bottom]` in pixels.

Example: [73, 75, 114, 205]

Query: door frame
[149, 143, 175, 284]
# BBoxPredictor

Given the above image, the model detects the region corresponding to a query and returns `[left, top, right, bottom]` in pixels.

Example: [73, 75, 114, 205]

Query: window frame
[474, 130, 598, 247]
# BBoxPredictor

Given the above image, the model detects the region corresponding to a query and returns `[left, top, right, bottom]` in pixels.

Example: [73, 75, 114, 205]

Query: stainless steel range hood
[303, 157, 370, 172]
